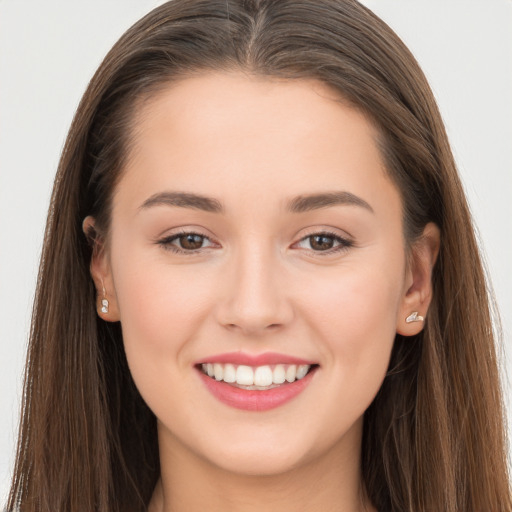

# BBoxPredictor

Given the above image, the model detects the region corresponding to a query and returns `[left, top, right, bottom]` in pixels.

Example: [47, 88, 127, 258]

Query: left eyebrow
[286, 191, 374, 214]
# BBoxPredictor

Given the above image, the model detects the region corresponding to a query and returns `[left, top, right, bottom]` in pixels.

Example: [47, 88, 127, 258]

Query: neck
[148, 420, 375, 512]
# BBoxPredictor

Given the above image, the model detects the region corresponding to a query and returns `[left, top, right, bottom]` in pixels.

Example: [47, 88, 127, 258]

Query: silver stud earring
[101, 286, 109, 314]
[405, 311, 424, 323]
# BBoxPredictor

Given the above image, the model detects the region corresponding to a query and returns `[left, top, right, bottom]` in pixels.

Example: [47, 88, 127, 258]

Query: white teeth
[201, 362, 313, 387]
[254, 366, 273, 386]
[236, 365, 254, 385]
[223, 363, 236, 383]
[273, 364, 286, 384]
[296, 365, 309, 380]
[214, 363, 223, 381]
[285, 365, 297, 383]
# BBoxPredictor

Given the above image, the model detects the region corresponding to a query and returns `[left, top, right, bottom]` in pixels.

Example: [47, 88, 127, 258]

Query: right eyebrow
[138, 191, 224, 213]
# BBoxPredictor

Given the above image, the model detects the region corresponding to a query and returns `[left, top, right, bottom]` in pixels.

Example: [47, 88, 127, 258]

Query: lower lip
[197, 367, 317, 411]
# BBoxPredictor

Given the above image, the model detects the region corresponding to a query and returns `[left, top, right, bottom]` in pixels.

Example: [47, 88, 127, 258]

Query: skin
[85, 72, 439, 512]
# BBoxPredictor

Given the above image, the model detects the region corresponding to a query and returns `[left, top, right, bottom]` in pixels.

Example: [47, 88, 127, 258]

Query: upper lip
[195, 352, 316, 366]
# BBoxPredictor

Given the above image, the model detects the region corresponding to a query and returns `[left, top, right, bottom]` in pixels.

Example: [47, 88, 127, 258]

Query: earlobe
[396, 222, 440, 336]
[82, 216, 121, 322]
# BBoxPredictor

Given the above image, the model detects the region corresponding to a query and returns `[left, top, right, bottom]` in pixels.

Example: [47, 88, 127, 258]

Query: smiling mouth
[198, 363, 318, 390]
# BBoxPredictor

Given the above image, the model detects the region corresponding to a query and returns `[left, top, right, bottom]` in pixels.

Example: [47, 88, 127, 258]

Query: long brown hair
[7, 1, 510, 510]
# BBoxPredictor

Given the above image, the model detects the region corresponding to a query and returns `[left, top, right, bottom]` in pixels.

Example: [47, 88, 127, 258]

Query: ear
[396, 222, 440, 336]
[82, 216, 120, 322]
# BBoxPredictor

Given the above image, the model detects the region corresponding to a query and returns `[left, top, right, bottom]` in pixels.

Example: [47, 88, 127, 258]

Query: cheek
[110, 247, 214, 368]
[307, 262, 403, 338]
[109, 250, 218, 420]
[301, 258, 404, 390]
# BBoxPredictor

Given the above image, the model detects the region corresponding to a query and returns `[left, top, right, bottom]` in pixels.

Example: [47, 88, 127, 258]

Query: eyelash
[157, 229, 353, 256]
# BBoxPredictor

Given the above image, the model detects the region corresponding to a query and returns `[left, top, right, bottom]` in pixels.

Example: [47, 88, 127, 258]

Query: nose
[215, 244, 294, 336]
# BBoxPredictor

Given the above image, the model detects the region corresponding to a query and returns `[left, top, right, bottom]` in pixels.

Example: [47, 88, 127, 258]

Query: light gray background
[1, 0, 511, 503]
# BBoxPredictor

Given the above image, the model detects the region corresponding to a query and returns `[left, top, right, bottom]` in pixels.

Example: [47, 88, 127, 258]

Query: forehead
[131, 72, 374, 153]
[115, 72, 401, 222]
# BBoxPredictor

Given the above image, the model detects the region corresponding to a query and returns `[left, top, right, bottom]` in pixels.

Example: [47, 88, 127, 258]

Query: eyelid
[156, 228, 218, 254]
[155, 227, 354, 256]
[292, 228, 354, 255]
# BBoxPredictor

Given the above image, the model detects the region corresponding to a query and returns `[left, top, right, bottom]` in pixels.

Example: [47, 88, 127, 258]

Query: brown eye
[177, 234, 205, 250]
[294, 231, 353, 255]
[158, 231, 215, 254]
[309, 234, 335, 251]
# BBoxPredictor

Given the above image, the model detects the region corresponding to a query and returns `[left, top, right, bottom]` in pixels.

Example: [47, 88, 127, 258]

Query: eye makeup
[156, 229, 354, 256]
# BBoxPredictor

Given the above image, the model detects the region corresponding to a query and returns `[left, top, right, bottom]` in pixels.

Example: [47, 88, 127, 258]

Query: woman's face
[92, 73, 432, 476]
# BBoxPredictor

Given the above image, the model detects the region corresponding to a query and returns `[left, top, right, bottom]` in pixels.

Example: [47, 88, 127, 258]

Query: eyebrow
[139, 190, 373, 214]
[139, 191, 224, 213]
[286, 191, 374, 214]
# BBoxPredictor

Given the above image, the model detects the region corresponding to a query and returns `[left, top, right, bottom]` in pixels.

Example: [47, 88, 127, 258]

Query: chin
[188, 419, 354, 478]
[204, 443, 311, 477]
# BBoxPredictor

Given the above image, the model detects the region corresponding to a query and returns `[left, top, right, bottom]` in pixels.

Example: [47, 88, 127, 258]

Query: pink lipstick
[195, 352, 318, 411]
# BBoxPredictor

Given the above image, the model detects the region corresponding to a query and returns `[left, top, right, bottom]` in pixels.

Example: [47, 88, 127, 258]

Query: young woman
[7, 1, 511, 511]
